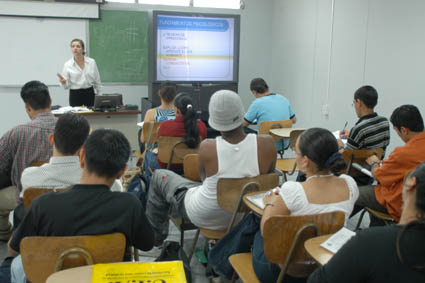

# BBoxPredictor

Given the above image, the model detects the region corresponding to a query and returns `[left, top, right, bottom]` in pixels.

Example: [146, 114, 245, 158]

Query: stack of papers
[320, 227, 356, 254]
[52, 106, 92, 114]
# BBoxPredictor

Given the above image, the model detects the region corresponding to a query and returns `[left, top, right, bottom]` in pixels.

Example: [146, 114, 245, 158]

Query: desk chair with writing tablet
[157, 136, 202, 171]
[229, 211, 345, 283]
[21, 233, 126, 283]
[275, 129, 305, 182]
[259, 120, 292, 158]
[139, 121, 161, 166]
[353, 164, 407, 230]
[342, 148, 384, 177]
[198, 174, 279, 242]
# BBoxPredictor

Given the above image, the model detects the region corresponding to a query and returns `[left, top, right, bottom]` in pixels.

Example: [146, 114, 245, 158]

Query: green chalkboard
[89, 10, 148, 83]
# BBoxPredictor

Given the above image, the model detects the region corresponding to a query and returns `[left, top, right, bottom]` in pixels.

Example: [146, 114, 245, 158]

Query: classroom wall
[269, 0, 425, 153]
[0, 0, 273, 135]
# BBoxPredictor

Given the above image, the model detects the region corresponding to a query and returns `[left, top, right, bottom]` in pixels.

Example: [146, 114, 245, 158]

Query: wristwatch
[370, 161, 382, 168]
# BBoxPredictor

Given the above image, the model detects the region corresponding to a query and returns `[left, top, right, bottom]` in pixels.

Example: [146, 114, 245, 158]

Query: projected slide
[156, 15, 235, 81]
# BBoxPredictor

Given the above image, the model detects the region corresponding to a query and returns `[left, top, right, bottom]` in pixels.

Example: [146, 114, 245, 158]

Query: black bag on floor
[155, 241, 192, 283]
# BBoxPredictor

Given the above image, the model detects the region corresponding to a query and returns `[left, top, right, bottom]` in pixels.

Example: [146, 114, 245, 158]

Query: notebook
[245, 192, 267, 210]
[320, 227, 356, 254]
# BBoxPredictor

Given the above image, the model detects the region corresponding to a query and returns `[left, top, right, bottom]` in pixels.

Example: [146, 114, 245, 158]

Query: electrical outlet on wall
[322, 104, 329, 116]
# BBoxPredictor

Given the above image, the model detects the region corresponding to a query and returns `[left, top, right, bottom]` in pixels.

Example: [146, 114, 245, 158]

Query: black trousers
[69, 87, 95, 107]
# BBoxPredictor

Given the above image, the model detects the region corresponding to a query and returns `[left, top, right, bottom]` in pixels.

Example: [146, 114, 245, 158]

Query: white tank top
[184, 134, 260, 230]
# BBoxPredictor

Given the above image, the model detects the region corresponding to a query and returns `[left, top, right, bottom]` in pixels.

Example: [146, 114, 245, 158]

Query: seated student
[8, 129, 154, 283]
[0, 81, 56, 240]
[144, 92, 207, 180]
[242, 78, 296, 151]
[138, 83, 177, 148]
[20, 112, 123, 194]
[145, 90, 277, 245]
[353, 105, 425, 224]
[308, 162, 425, 283]
[338, 85, 390, 152]
[209, 128, 359, 282]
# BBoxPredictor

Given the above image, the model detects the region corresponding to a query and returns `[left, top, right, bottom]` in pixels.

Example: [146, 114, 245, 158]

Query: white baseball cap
[208, 90, 245, 132]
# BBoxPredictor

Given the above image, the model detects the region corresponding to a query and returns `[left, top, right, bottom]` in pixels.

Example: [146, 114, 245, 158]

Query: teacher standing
[57, 39, 101, 107]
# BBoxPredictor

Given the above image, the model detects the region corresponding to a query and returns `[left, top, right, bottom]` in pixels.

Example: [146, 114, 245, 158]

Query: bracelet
[264, 203, 274, 208]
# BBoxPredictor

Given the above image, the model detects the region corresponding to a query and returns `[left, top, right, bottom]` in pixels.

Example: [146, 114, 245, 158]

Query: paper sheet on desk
[320, 227, 355, 254]
[246, 192, 266, 210]
[332, 130, 347, 145]
[52, 106, 92, 114]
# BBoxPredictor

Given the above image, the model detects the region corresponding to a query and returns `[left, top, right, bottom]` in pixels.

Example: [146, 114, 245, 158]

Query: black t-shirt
[10, 184, 154, 254]
[308, 225, 425, 283]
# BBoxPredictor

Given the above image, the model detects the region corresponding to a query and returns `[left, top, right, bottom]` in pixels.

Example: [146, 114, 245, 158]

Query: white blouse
[279, 174, 359, 223]
[61, 56, 102, 94]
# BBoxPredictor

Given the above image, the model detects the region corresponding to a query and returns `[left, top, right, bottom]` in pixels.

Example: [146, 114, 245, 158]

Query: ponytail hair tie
[324, 152, 342, 168]
[187, 104, 193, 110]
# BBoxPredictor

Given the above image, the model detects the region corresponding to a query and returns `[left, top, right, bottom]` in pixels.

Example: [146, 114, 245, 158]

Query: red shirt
[157, 116, 207, 168]
[375, 131, 425, 221]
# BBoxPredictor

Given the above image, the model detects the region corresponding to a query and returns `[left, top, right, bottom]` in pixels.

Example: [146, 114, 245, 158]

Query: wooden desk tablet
[304, 234, 334, 266]
[46, 265, 92, 283]
[269, 128, 306, 139]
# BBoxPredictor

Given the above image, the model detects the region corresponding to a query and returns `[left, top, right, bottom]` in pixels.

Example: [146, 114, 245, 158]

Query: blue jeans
[143, 151, 162, 191]
[208, 213, 277, 280]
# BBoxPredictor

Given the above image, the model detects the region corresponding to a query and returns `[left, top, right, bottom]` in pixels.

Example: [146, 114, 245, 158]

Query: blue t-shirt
[244, 93, 295, 150]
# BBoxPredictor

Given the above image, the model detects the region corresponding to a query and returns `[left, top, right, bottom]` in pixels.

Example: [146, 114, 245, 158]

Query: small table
[243, 191, 265, 216]
[304, 234, 334, 265]
[269, 128, 306, 139]
[46, 265, 92, 283]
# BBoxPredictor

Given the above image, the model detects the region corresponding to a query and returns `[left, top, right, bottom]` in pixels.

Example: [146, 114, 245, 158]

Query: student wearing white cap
[145, 90, 277, 245]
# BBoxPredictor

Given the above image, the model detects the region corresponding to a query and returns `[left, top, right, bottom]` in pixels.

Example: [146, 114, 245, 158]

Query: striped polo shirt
[346, 112, 390, 151]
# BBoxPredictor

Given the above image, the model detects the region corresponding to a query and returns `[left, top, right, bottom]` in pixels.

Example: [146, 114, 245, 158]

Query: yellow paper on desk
[92, 261, 187, 283]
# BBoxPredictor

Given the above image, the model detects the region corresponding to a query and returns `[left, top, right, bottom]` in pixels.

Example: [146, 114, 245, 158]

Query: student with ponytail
[143, 93, 207, 185]
[309, 162, 425, 283]
[209, 128, 359, 282]
[156, 92, 207, 167]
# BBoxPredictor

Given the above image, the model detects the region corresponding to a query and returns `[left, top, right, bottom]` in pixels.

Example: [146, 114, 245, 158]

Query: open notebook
[320, 227, 356, 254]
[245, 192, 267, 210]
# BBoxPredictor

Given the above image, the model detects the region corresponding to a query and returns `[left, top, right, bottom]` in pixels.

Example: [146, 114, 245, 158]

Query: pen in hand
[341, 121, 348, 139]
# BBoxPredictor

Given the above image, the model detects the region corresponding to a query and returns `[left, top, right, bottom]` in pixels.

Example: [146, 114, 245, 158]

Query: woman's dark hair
[158, 83, 177, 103]
[174, 93, 200, 148]
[298, 128, 346, 174]
[396, 162, 425, 271]
[71, 39, 85, 55]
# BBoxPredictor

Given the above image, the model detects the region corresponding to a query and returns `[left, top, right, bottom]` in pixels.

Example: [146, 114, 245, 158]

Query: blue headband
[324, 152, 342, 168]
